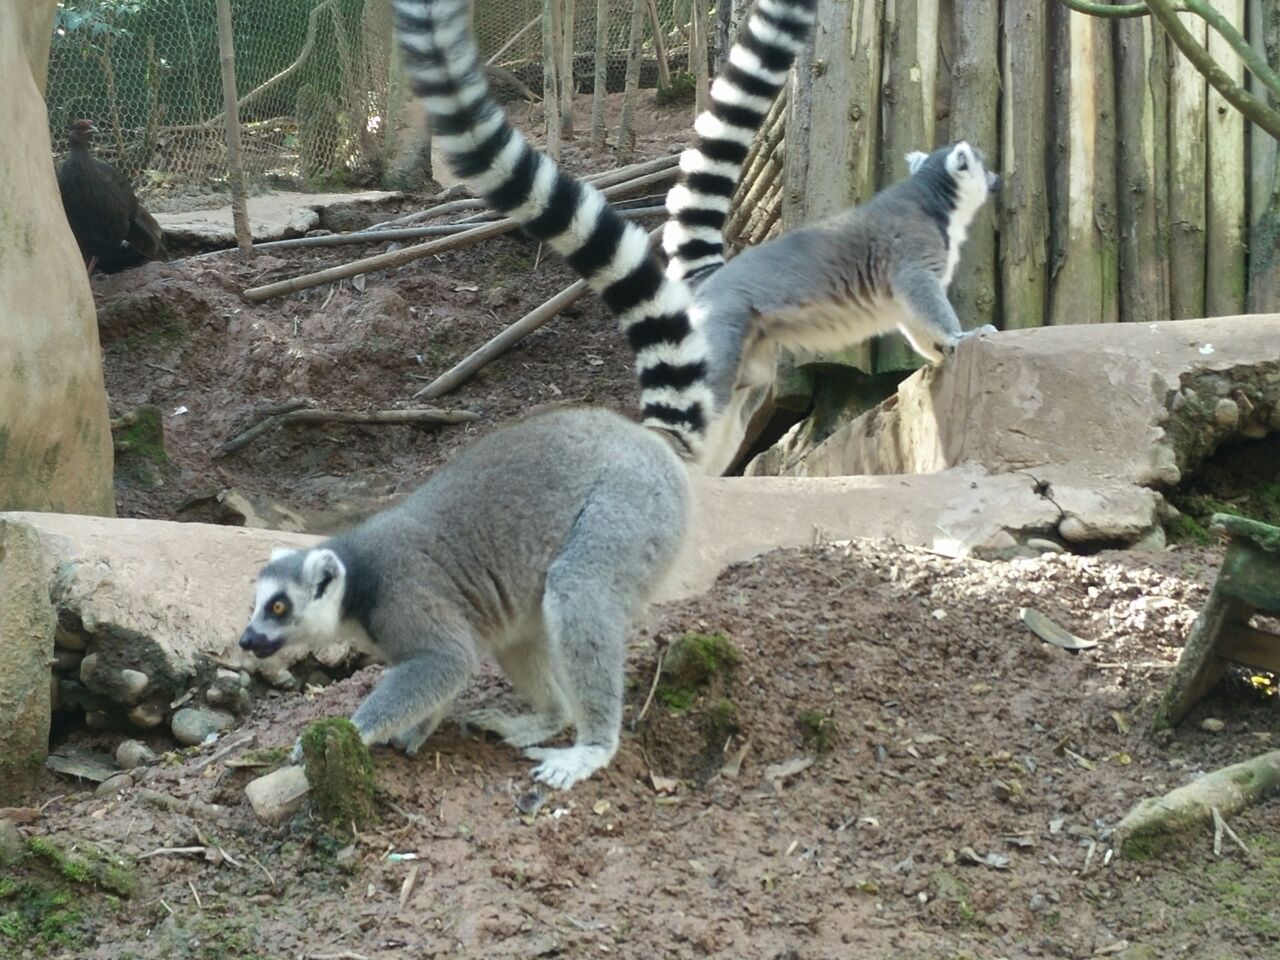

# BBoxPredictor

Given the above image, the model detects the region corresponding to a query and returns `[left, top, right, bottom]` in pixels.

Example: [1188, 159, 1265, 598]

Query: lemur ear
[302, 549, 345, 599]
[270, 546, 299, 562]
[904, 151, 928, 176]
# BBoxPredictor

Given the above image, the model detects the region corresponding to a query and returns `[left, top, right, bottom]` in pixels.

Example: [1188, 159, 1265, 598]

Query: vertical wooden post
[1247, 0, 1280, 311]
[543, 0, 563, 158]
[591, 0, 609, 152]
[1115, 13, 1170, 325]
[1168, 11, 1208, 320]
[619, 0, 648, 161]
[877, 0, 940, 370]
[1001, 0, 1050, 330]
[948, 0, 1000, 332]
[215, 0, 252, 255]
[1048, 1, 1117, 327]
[1205, 0, 1247, 316]
[561, 0, 576, 138]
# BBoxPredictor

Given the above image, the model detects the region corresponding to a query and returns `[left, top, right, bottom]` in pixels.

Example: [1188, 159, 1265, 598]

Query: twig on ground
[138, 846, 209, 861]
[632, 639, 669, 731]
[1211, 806, 1255, 861]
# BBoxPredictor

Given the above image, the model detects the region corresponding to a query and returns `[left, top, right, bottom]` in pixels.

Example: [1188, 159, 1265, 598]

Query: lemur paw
[524, 744, 612, 791]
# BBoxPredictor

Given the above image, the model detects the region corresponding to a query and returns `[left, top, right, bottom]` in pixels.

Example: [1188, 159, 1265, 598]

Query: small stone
[1029, 893, 1049, 913]
[1129, 527, 1166, 553]
[1058, 516, 1089, 543]
[217, 668, 240, 683]
[96, 773, 134, 796]
[1026, 538, 1064, 554]
[78, 652, 105, 687]
[116, 739, 158, 769]
[0, 819, 24, 866]
[1213, 398, 1239, 430]
[119, 669, 150, 702]
[245, 765, 310, 826]
[127, 702, 166, 729]
[1200, 717, 1225, 733]
[171, 707, 236, 746]
[84, 710, 112, 730]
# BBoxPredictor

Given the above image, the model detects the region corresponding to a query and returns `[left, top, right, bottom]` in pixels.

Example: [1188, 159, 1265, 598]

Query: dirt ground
[6, 93, 1279, 958]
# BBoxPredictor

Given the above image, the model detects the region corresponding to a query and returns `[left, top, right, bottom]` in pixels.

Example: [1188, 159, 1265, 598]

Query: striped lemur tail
[662, 0, 817, 283]
[392, 0, 713, 460]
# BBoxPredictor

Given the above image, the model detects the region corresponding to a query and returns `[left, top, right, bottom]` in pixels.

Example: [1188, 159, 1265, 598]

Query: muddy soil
[8, 542, 1280, 959]
[7, 93, 1279, 960]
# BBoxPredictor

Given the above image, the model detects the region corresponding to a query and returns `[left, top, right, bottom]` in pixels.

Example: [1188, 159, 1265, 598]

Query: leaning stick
[243, 168, 678, 303]
[278, 408, 479, 427]
[412, 226, 662, 400]
[414, 281, 589, 400]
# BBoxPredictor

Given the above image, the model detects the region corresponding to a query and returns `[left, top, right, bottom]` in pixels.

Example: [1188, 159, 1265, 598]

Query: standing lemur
[237, 0, 818, 792]
[664, 8, 1002, 475]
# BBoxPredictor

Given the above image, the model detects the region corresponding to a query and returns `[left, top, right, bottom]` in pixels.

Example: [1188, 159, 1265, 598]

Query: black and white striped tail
[392, 0, 712, 459]
[662, 0, 817, 283]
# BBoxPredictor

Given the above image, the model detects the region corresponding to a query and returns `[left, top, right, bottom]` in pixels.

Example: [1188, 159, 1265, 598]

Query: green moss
[300, 716, 377, 829]
[655, 71, 697, 107]
[656, 632, 742, 713]
[797, 709, 838, 754]
[1165, 511, 1214, 545]
[27, 836, 138, 897]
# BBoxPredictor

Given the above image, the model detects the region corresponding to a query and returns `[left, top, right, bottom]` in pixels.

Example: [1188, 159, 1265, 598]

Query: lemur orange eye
[271, 600, 287, 617]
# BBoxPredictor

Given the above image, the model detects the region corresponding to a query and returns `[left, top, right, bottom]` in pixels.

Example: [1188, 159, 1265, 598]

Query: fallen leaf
[959, 847, 1011, 870]
[453, 284, 479, 292]
[1110, 710, 1130, 735]
[591, 800, 611, 816]
[1019, 607, 1098, 651]
[762, 756, 815, 790]
[1063, 749, 1095, 770]
[650, 774, 679, 796]
[721, 738, 752, 779]
[352, 273, 367, 292]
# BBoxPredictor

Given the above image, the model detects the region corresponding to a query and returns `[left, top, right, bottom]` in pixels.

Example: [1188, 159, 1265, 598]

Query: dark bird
[57, 119, 168, 273]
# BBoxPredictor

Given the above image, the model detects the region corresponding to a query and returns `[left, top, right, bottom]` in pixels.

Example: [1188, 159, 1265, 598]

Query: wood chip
[398, 864, 420, 910]
[762, 756, 815, 791]
[720, 738, 752, 779]
[1019, 607, 1098, 651]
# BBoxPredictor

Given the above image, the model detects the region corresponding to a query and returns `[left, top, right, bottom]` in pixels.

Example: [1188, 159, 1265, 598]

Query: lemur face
[946, 141, 1001, 206]
[239, 547, 346, 659]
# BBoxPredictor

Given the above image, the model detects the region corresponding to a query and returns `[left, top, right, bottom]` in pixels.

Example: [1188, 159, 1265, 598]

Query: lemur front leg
[892, 268, 994, 364]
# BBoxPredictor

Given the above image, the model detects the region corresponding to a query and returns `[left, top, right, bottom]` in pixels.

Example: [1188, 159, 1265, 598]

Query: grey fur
[690, 141, 1000, 474]
[241, 408, 689, 790]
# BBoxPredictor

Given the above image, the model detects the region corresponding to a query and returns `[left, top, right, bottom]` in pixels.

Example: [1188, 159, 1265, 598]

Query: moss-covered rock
[300, 716, 376, 829]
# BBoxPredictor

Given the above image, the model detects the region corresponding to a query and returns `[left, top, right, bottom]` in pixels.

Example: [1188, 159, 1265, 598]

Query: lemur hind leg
[463, 635, 572, 749]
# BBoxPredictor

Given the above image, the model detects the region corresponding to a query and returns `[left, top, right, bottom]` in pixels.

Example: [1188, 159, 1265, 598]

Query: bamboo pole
[1001, 0, 1050, 329]
[1169, 10, 1208, 320]
[591, 0, 610, 151]
[214, 0, 252, 255]
[1204, 0, 1247, 316]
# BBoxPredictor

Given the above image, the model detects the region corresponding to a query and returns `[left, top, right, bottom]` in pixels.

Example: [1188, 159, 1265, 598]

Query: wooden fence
[740, 0, 1277, 377]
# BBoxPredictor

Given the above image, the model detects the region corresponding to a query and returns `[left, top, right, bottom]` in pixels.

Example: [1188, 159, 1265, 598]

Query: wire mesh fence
[45, 0, 694, 199]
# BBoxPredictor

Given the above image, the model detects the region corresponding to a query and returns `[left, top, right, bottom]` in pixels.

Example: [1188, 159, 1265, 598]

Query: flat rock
[153, 191, 402, 247]
[116, 739, 159, 769]
[245, 765, 311, 826]
[171, 707, 236, 746]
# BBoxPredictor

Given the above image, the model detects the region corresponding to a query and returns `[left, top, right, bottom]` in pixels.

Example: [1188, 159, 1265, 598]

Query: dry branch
[243, 167, 678, 302]
[278, 408, 479, 427]
[1115, 749, 1280, 857]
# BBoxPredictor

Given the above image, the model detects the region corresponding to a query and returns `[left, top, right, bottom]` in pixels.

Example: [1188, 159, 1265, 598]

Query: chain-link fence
[46, 0, 694, 200]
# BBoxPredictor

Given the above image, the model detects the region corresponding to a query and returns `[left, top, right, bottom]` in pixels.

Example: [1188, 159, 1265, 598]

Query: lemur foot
[524, 744, 612, 791]
[463, 708, 568, 749]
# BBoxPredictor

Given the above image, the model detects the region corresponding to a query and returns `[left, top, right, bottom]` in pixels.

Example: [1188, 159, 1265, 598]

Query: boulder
[0, 519, 55, 801]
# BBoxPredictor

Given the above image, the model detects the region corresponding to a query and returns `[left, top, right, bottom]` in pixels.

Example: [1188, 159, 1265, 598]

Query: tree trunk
[1048, 4, 1118, 326]
[1115, 14, 1170, 325]
[1204, 0, 1247, 316]
[561, 0, 576, 138]
[947, 0, 999, 331]
[618, 0, 648, 161]
[877, 0, 940, 370]
[648, 0, 672, 90]
[1001, 0, 1050, 330]
[1248, 0, 1280, 311]
[543, 0, 563, 158]
[1168, 11, 1208, 320]
[0, 0, 115, 514]
[715, 0, 734, 74]
[591, 0, 609, 152]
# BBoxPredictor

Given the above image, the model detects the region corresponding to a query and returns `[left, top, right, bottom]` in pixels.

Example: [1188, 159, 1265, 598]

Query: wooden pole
[1169, 10, 1208, 320]
[215, 0, 252, 255]
[690, 0, 710, 115]
[618, 0, 649, 161]
[543, 0, 563, 157]
[1204, 0, 1248, 316]
[560, 0, 577, 137]
[591, 0, 610, 151]
[648, 0, 673, 90]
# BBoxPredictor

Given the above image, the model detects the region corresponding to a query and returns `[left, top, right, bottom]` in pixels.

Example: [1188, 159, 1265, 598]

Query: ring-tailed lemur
[239, 0, 717, 792]
[689, 141, 1001, 474]
[661, 3, 999, 473]
[663, 0, 819, 283]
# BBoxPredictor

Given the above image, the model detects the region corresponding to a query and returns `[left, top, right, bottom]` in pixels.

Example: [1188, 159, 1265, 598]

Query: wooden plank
[1205, 0, 1248, 316]
[1220, 624, 1280, 674]
[1168, 11, 1208, 320]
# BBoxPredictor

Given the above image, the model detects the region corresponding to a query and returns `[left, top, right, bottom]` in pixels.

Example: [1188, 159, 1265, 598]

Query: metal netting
[45, 0, 701, 198]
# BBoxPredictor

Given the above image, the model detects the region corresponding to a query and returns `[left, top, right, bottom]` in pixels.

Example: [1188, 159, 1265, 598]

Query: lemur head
[239, 546, 347, 659]
[904, 141, 1000, 225]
